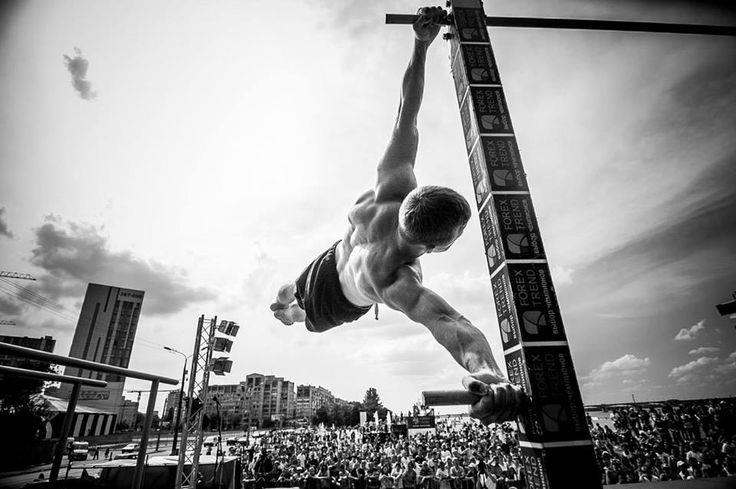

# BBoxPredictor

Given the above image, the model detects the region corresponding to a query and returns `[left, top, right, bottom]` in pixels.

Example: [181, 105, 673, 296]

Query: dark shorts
[295, 241, 372, 333]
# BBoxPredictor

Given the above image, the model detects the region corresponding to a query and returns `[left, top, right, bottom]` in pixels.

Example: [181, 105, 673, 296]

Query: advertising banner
[492, 194, 545, 260]
[520, 445, 600, 489]
[469, 87, 513, 134]
[479, 136, 528, 192]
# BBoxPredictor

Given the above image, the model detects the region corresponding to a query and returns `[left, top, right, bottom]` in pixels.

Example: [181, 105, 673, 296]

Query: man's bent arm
[382, 274, 505, 380]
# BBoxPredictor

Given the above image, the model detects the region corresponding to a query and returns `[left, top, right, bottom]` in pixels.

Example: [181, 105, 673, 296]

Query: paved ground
[0, 443, 175, 489]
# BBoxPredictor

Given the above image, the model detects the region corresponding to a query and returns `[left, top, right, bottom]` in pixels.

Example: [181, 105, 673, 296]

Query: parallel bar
[423, 387, 526, 407]
[0, 342, 178, 384]
[0, 364, 107, 387]
[423, 390, 479, 406]
[133, 379, 159, 489]
[386, 13, 736, 36]
[49, 382, 80, 482]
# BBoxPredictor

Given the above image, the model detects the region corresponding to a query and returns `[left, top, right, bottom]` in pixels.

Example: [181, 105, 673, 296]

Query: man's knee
[277, 282, 297, 301]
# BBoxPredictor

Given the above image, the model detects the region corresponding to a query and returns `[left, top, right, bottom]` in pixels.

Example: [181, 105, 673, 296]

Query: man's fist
[413, 6, 447, 44]
[462, 372, 525, 425]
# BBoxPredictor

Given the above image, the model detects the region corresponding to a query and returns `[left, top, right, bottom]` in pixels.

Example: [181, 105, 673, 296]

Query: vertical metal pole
[447, 1, 600, 487]
[132, 379, 159, 489]
[188, 316, 217, 489]
[171, 359, 187, 455]
[49, 382, 80, 482]
[176, 315, 205, 488]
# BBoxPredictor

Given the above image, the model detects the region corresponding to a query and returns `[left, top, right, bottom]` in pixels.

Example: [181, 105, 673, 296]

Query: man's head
[399, 185, 471, 252]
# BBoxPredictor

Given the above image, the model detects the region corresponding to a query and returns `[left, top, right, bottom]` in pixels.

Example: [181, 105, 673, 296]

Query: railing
[0, 341, 178, 489]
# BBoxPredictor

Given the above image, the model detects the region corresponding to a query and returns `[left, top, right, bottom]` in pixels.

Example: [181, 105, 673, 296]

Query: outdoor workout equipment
[0, 342, 177, 489]
[386, 1, 735, 488]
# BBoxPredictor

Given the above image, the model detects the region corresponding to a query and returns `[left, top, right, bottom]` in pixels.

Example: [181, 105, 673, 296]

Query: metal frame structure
[385, 1, 734, 487]
[175, 315, 217, 489]
[0, 364, 108, 481]
[0, 342, 178, 489]
[385, 13, 736, 36]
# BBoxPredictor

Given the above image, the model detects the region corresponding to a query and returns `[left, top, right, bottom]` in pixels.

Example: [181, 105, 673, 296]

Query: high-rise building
[58, 283, 145, 415]
[0, 335, 56, 368]
[163, 390, 182, 423]
[117, 398, 139, 430]
[243, 373, 295, 426]
[0, 335, 56, 394]
[296, 384, 334, 420]
[203, 383, 247, 429]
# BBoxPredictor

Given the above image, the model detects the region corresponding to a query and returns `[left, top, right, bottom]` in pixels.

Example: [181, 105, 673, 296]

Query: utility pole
[164, 346, 190, 456]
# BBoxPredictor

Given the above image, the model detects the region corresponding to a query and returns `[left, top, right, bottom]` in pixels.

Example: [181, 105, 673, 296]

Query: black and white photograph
[0, 1, 735, 488]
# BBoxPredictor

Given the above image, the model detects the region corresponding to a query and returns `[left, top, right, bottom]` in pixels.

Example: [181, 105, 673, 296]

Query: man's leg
[271, 282, 306, 325]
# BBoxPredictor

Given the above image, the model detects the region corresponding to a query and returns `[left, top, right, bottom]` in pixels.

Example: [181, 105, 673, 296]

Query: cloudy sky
[1, 0, 735, 413]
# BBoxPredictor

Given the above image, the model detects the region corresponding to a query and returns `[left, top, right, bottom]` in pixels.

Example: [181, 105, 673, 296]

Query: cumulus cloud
[550, 264, 574, 285]
[63, 47, 96, 100]
[715, 352, 736, 377]
[0, 207, 13, 238]
[241, 250, 278, 309]
[674, 319, 706, 341]
[0, 294, 24, 316]
[29, 217, 214, 315]
[669, 356, 719, 383]
[688, 346, 720, 356]
[583, 354, 650, 387]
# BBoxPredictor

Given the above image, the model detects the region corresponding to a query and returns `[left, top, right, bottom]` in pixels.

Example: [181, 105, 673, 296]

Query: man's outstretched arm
[382, 269, 522, 424]
[375, 7, 446, 203]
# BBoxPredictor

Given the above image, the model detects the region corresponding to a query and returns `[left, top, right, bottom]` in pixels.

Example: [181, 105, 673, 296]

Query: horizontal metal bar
[0, 342, 179, 385]
[386, 14, 451, 25]
[423, 390, 479, 406]
[0, 364, 108, 387]
[385, 14, 736, 36]
[423, 385, 528, 407]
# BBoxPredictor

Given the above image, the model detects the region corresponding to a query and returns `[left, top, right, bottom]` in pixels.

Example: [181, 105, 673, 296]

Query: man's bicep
[383, 278, 458, 325]
[377, 125, 418, 174]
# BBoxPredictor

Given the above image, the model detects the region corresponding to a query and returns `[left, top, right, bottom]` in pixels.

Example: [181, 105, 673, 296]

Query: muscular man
[271, 7, 521, 424]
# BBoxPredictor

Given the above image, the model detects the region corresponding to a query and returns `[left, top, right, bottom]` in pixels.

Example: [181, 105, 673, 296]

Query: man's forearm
[396, 40, 429, 129]
[433, 315, 505, 378]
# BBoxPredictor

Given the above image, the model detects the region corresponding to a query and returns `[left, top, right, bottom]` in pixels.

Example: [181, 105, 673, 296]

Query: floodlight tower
[175, 315, 238, 489]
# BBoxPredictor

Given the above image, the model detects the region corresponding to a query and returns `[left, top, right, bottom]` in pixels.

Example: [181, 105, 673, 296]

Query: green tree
[362, 387, 388, 420]
[164, 407, 174, 423]
[0, 359, 53, 469]
[314, 406, 331, 426]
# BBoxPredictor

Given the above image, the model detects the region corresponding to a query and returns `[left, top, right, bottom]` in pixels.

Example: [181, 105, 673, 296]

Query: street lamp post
[165, 346, 190, 456]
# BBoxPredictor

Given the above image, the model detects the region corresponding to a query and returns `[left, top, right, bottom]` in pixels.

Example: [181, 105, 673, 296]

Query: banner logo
[522, 310, 546, 335]
[481, 115, 501, 130]
[470, 68, 490, 82]
[506, 233, 530, 255]
[541, 403, 569, 433]
[492, 169, 514, 187]
[500, 318, 511, 343]
[461, 28, 479, 39]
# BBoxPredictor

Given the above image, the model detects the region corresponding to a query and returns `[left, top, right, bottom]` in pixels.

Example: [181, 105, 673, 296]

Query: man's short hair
[399, 185, 472, 247]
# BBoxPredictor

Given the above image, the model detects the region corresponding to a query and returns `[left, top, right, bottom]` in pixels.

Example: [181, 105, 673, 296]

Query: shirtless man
[271, 7, 521, 424]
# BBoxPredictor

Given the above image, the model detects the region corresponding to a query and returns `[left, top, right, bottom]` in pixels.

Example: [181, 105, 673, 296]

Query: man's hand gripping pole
[422, 385, 527, 424]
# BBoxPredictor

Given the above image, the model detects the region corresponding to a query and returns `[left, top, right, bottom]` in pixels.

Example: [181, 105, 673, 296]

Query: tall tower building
[58, 283, 145, 416]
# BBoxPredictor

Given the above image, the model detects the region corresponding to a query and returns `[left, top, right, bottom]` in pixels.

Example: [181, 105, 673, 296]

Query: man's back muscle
[336, 190, 418, 308]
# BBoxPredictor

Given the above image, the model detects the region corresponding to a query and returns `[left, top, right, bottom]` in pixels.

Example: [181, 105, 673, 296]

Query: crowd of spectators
[591, 398, 736, 483]
[238, 398, 736, 489]
[241, 418, 523, 489]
